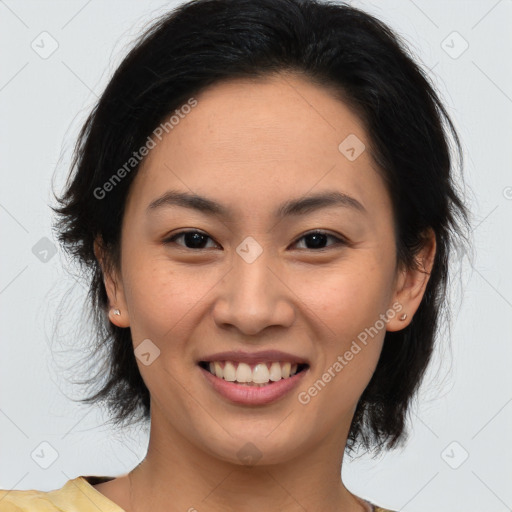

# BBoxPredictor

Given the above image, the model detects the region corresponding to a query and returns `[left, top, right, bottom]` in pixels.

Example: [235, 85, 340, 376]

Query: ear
[93, 237, 130, 328]
[386, 228, 436, 332]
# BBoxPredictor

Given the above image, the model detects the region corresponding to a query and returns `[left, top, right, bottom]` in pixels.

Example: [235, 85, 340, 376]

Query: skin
[93, 71, 436, 512]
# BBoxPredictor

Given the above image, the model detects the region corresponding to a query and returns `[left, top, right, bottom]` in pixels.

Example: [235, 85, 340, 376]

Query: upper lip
[198, 350, 309, 365]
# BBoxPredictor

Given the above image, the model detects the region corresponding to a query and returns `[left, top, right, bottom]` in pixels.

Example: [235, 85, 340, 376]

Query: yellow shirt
[0, 475, 396, 511]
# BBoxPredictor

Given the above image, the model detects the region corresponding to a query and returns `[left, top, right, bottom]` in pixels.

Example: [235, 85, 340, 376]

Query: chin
[199, 429, 308, 467]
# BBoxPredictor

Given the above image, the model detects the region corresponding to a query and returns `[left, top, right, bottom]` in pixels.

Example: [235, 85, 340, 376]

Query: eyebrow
[146, 189, 367, 218]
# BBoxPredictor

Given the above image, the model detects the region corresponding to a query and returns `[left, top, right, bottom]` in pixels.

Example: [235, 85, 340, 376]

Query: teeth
[204, 360, 303, 384]
[236, 362, 252, 383]
[269, 362, 282, 382]
[213, 361, 223, 378]
[253, 363, 269, 384]
[224, 361, 236, 382]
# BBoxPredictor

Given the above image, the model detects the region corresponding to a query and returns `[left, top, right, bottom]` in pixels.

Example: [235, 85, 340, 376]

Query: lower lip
[199, 365, 309, 405]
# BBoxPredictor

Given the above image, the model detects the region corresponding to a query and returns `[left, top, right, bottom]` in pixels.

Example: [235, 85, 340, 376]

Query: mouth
[198, 360, 310, 405]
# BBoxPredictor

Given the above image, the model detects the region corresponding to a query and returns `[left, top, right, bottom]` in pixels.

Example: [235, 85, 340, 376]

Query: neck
[122, 407, 367, 512]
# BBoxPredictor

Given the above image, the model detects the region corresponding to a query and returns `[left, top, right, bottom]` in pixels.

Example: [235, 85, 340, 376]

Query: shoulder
[353, 491, 397, 512]
[0, 476, 121, 512]
[370, 503, 398, 512]
[357, 496, 397, 512]
[0, 487, 55, 511]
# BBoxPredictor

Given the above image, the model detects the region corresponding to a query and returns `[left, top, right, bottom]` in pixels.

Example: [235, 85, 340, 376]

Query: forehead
[127, 72, 389, 220]
[170, 72, 369, 166]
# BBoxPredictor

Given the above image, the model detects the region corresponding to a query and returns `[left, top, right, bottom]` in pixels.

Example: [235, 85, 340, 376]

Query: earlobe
[386, 229, 436, 332]
[94, 237, 130, 328]
[108, 306, 130, 328]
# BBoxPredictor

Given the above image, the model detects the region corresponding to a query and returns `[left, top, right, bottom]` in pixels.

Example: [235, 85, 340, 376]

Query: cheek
[122, 253, 220, 343]
[295, 278, 388, 425]
[122, 259, 211, 400]
[293, 258, 393, 392]
[296, 259, 393, 336]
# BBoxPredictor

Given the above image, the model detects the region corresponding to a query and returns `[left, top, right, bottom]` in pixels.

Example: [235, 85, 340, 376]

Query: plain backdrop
[1, 1, 511, 511]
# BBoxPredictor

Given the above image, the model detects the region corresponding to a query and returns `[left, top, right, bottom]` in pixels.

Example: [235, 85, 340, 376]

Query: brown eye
[163, 229, 347, 252]
[163, 230, 219, 250]
[292, 230, 347, 250]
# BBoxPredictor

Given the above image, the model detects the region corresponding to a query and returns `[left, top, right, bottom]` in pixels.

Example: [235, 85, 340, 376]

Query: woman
[0, 0, 470, 510]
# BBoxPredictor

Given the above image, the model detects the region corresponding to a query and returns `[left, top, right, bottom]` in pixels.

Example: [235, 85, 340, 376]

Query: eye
[163, 229, 347, 251]
[163, 230, 220, 250]
[291, 230, 347, 251]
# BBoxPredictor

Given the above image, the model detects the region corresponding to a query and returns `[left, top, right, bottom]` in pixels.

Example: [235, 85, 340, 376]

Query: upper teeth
[206, 361, 300, 384]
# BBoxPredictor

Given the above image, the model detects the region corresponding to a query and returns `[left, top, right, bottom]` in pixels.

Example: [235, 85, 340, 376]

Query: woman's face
[104, 72, 429, 465]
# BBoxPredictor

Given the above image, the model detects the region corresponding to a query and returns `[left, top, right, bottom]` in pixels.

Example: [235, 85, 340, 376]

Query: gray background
[1, 1, 511, 511]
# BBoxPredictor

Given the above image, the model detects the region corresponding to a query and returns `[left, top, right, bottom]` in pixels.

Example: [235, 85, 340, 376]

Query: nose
[212, 249, 295, 336]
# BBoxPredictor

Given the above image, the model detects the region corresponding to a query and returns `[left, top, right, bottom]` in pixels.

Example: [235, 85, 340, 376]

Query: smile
[198, 361, 310, 405]
[198, 360, 309, 385]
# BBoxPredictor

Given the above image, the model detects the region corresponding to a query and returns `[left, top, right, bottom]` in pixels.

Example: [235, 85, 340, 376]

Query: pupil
[185, 232, 207, 249]
[307, 233, 327, 249]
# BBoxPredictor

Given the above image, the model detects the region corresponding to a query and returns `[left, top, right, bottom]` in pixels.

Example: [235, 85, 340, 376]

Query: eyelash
[162, 229, 348, 251]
